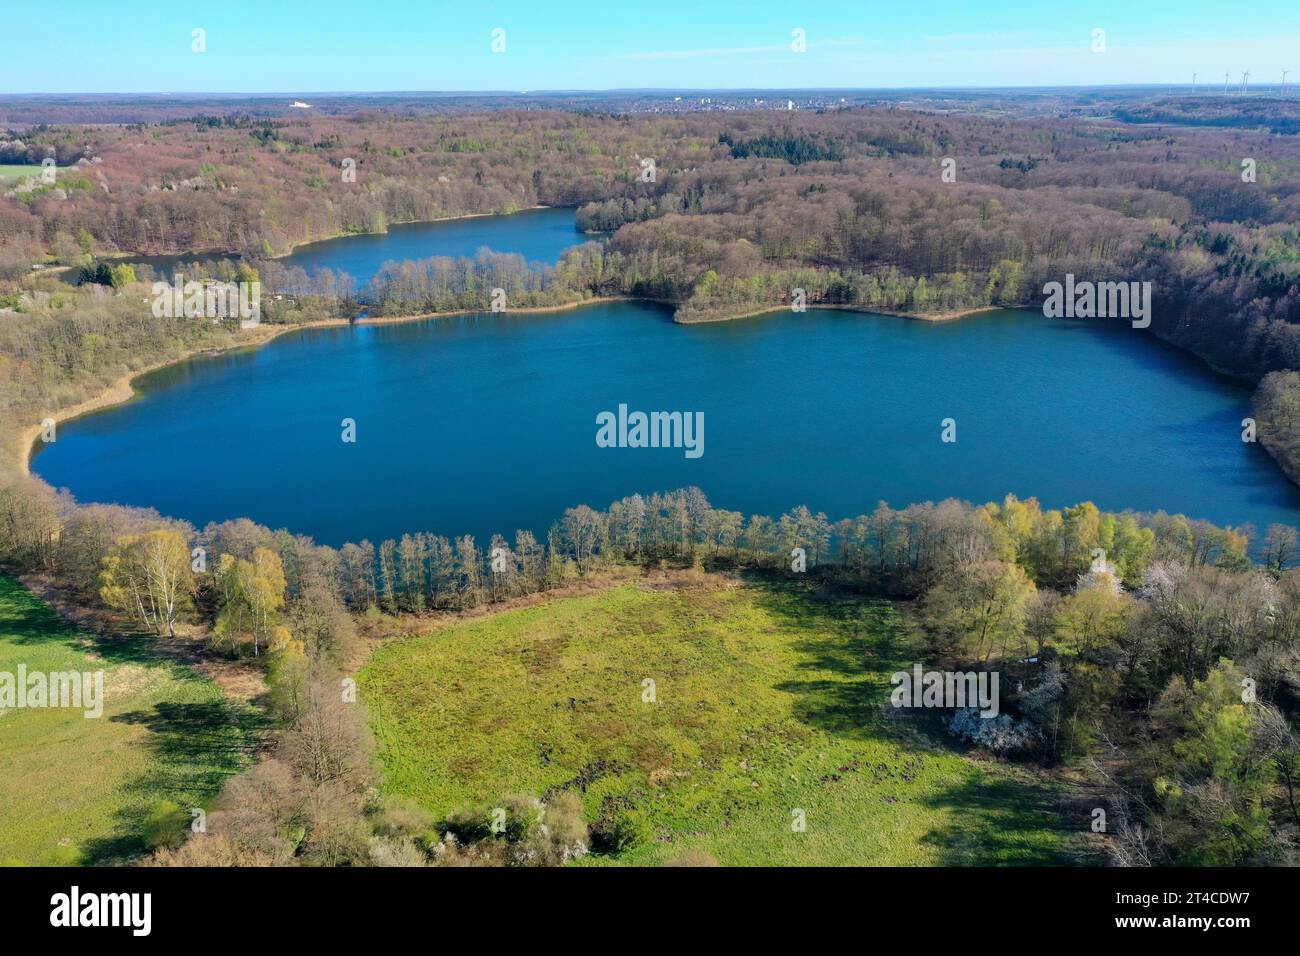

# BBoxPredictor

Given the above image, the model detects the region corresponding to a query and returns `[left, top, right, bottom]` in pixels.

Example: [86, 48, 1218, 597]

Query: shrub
[542, 791, 589, 863]
[141, 800, 190, 850]
[594, 809, 653, 854]
[371, 795, 435, 841]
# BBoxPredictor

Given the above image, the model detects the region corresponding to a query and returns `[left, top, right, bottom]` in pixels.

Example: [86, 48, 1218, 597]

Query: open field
[0, 165, 54, 179]
[361, 577, 1084, 866]
[0, 574, 264, 865]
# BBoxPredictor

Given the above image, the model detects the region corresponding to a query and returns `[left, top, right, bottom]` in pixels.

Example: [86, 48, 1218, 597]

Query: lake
[107, 206, 586, 287]
[280, 206, 585, 285]
[32, 212, 1300, 547]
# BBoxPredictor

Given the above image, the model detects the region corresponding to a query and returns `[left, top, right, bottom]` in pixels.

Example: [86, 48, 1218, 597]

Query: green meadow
[361, 579, 1082, 866]
[0, 575, 263, 865]
[0, 165, 52, 179]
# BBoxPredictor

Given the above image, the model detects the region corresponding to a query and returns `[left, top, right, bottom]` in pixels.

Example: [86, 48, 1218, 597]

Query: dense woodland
[0, 285, 241, 463]
[5, 104, 1300, 418]
[4, 98, 1300, 866]
[1, 468, 1298, 865]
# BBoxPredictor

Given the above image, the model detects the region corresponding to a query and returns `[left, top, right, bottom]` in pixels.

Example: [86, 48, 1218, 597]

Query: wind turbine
[1283, 70, 1290, 98]
[1241, 71, 1250, 94]
[1224, 72, 1231, 95]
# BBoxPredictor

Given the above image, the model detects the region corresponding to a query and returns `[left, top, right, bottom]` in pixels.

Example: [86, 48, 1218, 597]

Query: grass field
[361, 577, 1082, 865]
[0, 165, 54, 180]
[0, 574, 263, 865]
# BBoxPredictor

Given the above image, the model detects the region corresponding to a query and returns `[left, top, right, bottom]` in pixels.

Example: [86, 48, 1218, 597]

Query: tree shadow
[914, 773, 1092, 866]
[77, 700, 266, 865]
[748, 573, 911, 742]
[0, 573, 184, 670]
[2, 575, 266, 864]
[0, 574, 84, 645]
[744, 574, 1088, 864]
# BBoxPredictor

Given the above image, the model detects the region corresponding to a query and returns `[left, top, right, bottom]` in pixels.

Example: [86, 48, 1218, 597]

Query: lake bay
[32, 211, 1300, 547]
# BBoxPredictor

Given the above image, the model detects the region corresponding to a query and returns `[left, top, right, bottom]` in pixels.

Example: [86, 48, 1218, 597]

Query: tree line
[8, 102, 1300, 479]
[3, 466, 1299, 864]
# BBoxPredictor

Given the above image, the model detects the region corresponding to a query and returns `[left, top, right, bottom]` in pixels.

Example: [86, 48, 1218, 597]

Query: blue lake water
[280, 206, 585, 285]
[32, 212, 1300, 547]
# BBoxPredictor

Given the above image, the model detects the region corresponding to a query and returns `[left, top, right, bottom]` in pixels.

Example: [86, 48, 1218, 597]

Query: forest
[5, 102, 1299, 403]
[4, 94, 1300, 868]
[1, 464, 1297, 865]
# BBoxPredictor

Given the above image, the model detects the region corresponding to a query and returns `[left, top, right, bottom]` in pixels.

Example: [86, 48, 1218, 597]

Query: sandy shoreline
[12, 286, 1023, 480]
[356, 295, 630, 324]
[12, 296, 635, 477]
[13, 320, 344, 476]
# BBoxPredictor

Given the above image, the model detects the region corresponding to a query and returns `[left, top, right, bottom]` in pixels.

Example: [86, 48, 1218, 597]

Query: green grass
[0, 165, 56, 180]
[360, 578, 1082, 865]
[0, 575, 264, 865]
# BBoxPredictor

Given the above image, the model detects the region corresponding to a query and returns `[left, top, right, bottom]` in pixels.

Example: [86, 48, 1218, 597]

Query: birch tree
[99, 529, 194, 637]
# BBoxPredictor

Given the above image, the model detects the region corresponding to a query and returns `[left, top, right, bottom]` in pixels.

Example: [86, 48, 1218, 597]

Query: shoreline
[16, 284, 1298, 530]
[14, 319, 351, 477]
[14, 292, 1010, 479]
[267, 204, 557, 260]
[14, 202, 572, 476]
[674, 302, 1023, 325]
[13, 296, 637, 477]
[92, 204, 559, 265]
[356, 294, 633, 325]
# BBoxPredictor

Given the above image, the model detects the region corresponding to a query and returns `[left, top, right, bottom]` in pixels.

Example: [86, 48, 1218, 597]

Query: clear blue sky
[3, 0, 1297, 93]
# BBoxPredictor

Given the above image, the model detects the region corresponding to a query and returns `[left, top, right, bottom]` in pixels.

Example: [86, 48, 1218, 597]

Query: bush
[441, 806, 495, 845]
[142, 800, 191, 850]
[434, 792, 590, 866]
[367, 836, 427, 867]
[542, 791, 589, 863]
[496, 794, 545, 843]
[371, 795, 435, 841]
[594, 809, 653, 854]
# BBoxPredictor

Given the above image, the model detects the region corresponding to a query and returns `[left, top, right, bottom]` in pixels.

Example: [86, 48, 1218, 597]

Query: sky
[2, 0, 1298, 93]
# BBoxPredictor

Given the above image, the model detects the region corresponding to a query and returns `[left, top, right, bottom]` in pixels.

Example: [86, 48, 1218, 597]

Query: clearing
[361, 576, 1083, 865]
[0, 574, 263, 865]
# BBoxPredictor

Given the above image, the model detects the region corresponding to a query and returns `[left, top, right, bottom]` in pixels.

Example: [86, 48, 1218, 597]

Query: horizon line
[2, 82, 1294, 99]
